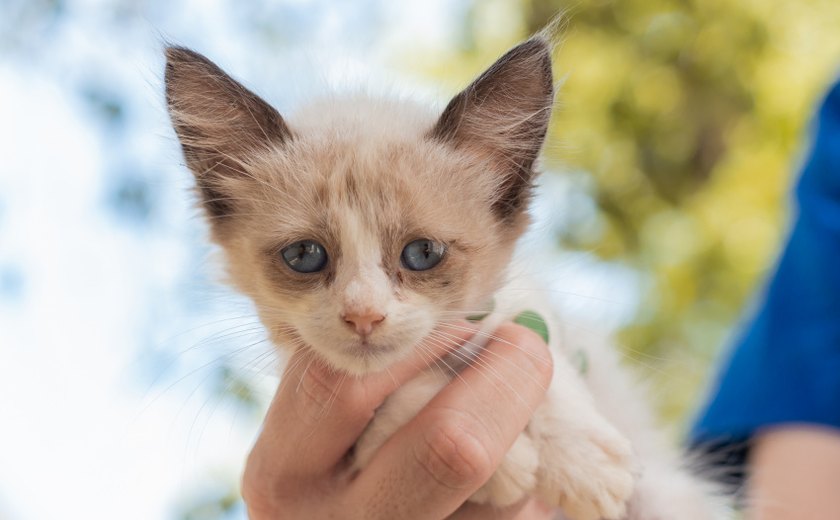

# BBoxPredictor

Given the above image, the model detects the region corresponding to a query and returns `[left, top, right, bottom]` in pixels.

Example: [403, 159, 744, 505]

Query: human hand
[241, 322, 556, 519]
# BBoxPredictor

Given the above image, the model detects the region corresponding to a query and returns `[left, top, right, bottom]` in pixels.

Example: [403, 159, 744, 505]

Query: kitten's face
[196, 108, 523, 374]
[166, 40, 553, 374]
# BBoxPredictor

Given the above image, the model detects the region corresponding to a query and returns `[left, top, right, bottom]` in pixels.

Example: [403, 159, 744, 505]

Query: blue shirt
[691, 79, 840, 466]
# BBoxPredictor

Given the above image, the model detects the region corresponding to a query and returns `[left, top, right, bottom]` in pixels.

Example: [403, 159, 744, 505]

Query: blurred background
[1, 0, 839, 518]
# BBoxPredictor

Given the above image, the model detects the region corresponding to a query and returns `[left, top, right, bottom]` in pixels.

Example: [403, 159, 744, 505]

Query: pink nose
[342, 311, 385, 336]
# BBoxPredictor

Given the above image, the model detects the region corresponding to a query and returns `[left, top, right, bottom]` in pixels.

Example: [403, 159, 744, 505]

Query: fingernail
[513, 310, 549, 343]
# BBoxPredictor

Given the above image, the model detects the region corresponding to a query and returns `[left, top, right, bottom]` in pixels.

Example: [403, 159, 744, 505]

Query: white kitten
[165, 36, 732, 519]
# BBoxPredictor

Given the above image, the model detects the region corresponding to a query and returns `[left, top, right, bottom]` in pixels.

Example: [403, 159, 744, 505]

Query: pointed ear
[164, 46, 292, 218]
[429, 38, 554, 220]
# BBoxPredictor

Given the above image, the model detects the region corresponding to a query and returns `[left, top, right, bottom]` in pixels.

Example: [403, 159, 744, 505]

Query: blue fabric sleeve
[690, 79, 840, 451]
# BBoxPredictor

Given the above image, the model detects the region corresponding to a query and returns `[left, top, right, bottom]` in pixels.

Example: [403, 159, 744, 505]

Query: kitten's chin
[269, 323, 418, 375]
[327, 342, 410, 376]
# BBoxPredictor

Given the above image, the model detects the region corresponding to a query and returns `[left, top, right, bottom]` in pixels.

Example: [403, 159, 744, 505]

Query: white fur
[352, 272, 733, 519]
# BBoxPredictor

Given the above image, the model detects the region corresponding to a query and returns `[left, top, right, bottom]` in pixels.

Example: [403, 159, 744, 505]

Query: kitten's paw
[537, 423, 636, 520]
[469, 432, 539, 507]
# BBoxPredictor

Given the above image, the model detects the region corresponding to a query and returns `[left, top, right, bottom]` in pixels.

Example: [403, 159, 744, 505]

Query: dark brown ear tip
[520, 36, 551, 55]
[497, 37, 554, 84]
[165, 45, 192, 62]
[530, 39, 554, 71]
[504, 37, 550, 64]
[163, 46, 226, 95]
[164, 45, 217, 70]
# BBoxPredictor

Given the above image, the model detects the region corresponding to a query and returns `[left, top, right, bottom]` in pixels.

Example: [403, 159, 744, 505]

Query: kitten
[165, 37, 731, 519]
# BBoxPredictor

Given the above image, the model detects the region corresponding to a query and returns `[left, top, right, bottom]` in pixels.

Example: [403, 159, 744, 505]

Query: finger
[243, 322, 478, 489]
[351, 322, 553, 518]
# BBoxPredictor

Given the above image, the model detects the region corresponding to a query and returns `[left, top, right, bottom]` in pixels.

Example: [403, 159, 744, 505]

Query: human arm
[748, 425, 840, 520]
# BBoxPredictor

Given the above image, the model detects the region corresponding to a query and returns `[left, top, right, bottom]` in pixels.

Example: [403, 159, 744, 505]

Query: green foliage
[414, 0, 840, 424]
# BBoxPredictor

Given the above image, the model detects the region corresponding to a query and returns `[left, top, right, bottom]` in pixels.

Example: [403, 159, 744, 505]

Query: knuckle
[241, 465, 284, 517]
[415, 420, 495, 491]
[241, 448, 305, 516]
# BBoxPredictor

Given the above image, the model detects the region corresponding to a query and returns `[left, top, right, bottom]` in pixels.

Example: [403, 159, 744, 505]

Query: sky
[0, 1, 638, 518]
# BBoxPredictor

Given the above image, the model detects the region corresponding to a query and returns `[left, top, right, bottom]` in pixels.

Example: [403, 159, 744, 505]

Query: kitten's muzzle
[341, 311, 386, 337]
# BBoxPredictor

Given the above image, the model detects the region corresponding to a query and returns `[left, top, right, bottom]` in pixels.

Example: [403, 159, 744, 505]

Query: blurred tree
[418, 0, 840, 423]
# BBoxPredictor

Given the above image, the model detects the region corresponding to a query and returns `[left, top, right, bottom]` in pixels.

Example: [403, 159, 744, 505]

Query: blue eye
[281, 240, 328, 273]
[401, 239, 446, 271]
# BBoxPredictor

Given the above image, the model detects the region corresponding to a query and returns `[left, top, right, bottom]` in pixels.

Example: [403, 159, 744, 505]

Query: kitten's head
[165, 39, 554, 374]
